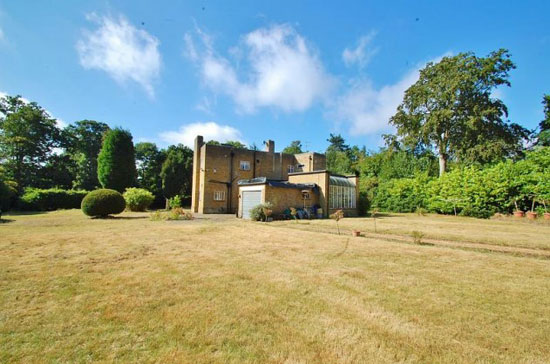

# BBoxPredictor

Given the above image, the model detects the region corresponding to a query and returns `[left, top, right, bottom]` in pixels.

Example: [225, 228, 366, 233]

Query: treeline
[0, 95, 194, 212]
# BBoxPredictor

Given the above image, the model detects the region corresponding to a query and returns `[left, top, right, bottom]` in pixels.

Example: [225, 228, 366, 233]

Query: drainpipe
[228, 151, 234, 213]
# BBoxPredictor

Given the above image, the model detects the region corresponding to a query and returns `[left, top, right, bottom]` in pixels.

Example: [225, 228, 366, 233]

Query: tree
[390, 49, 529, 176]
[536, 94, 550, 147]
[0, 95, 61, 190]
[160, 144, 193, 206]
[326, 134, 349, 152]
[282, 140, 303, 154]
[135, 142, 166, 197]
[225, 140, 246, 149]
[64, 120, 110, 190]
[97, 128, 136, 192]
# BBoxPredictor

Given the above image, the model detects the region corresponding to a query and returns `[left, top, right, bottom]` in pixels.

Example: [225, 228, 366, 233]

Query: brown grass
[1, 210, 550, 363]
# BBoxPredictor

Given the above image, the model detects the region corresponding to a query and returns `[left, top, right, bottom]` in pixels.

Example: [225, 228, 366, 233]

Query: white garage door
[242, 190, 262, 219]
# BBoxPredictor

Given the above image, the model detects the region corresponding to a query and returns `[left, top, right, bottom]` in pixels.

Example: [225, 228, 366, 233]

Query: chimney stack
[265, 140, 275, 153]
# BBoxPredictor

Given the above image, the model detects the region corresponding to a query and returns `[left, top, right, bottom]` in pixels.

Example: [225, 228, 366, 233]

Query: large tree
[135, 142, 166, 197]
[97, 128, 136, 192]
[64, 120, 110, 190]
[536, 94, 550, 147]
[0, 95, 61, 190]
[160, 144, 193, 205]
[282, 140, 303, 154]
[390, 49, 529, 176]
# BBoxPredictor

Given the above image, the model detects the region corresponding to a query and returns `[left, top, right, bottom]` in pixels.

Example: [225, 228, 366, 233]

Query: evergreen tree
[97, 128, 136, 192]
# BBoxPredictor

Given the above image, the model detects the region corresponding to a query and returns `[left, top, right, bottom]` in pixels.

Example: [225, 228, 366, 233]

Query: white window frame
[330, 185, 356, 209]
[213, 190, 226, 201]
[288, 164, 295, 173]
[240, 160, 251, 171]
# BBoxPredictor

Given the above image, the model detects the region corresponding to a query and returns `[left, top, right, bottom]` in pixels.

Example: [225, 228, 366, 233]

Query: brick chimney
[264, 140, 275, 153]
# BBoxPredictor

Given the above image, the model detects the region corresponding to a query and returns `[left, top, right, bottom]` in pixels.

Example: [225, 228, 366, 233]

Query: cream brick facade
[191, 135, 327, 214]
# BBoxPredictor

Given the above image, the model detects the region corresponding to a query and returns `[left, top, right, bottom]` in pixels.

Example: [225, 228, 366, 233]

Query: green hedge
[123, 188, 154, 211]
[18, 188, 89, 211]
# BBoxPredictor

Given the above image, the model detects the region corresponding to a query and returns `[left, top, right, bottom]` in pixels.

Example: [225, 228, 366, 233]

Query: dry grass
[1, 210, 550, 363]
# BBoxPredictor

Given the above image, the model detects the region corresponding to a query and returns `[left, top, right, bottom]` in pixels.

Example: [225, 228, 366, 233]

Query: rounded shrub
[123, 188, 154, 211]
[81, 189, 126, 217]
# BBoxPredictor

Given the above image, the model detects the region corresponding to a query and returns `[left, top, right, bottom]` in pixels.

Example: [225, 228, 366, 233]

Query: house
[191, 135, 359, 218]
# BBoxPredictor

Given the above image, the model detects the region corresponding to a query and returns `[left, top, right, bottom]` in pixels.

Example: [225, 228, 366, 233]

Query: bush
[373, 175, 432, 212]
[249, 202, 273, 221]
[18, 188, 88, 211]
[123, 188, 154, 211]
[81, 189, 126, 217]
[168, 195, 182, 209]
[149, 208, 193, 221]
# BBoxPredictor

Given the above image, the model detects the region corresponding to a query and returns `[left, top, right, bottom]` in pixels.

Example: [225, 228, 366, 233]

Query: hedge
[18, 188, 89, 211]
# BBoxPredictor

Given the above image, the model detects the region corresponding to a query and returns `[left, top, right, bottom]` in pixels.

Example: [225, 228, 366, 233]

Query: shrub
[249, 202, 273, 221]
[81, 189, 126, 217]
[149, 208, 193, 221]
[123, 188, 154, 211]
[0, 179, 16, 219]
[168, 195, 182, 209]
[18, 188, 88, 211]
[374, 175, 431, 212]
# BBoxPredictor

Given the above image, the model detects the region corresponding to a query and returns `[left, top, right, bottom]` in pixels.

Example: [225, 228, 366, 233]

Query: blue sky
[0, 0, 549, 152]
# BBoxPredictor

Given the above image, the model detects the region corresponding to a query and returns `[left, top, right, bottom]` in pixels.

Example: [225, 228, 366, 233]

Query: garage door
[242, 190, 262, 219]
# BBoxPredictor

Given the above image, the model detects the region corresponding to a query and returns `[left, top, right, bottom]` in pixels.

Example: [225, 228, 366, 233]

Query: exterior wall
[237, 185, 266, 218]
[264, 185, 319, 217]
[294, 152, 327, 173]
[192, 136, 328, 214]
[288, 171, 330, 217]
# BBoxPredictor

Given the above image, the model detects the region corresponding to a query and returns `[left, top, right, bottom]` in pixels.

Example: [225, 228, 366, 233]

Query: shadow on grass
[0, 218, 15, 224]
[90, 215, 148, 220]
[3, 210, 50, 216]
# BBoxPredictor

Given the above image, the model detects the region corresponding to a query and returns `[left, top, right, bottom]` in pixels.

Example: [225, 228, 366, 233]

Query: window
[329, 176, 356, 209]
[287, 165, 295, 173]
[213, 191, 226, 201]
[240, 161, 250, 170]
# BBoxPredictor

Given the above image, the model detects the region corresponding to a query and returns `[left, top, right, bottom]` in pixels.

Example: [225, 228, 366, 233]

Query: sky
[0, 0, 549, 152]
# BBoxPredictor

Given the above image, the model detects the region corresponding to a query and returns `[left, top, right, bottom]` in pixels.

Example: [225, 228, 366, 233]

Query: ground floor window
[329, 185, 356, 209]
[214, 190, 226, 201]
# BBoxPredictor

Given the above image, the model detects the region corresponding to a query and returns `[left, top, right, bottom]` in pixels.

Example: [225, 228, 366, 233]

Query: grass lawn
[1, 210, 550, 363]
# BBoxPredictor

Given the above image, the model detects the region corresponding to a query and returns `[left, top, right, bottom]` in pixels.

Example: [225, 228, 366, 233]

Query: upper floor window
[287, 165, 295, 173]
[240, 161, 251, 171]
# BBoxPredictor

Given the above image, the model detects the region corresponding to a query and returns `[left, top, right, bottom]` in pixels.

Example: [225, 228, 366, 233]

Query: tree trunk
[438, 154, 447, 177]
[165, 198, 170, 210]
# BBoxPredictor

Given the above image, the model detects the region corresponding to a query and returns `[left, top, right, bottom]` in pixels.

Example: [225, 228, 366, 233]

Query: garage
[241, 190, 262, 219]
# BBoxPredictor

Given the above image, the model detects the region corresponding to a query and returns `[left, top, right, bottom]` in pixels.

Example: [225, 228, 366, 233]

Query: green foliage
[249, 202, 273, 222]
[135, 142, 165, 200]
[390, 49, 529, 175]
[0, 95, 62, 190]
[536, 94, 550, 146]
[64, 120, 110, 190]
[97, 128, 136, 192]
[18, 188, 88, 211]
[0, 179, 15, 216]
[282, 140, 303, 154]
[81, 189, 126, 217]
[150, 208, 193, 221]
[168, 195, 182, 209]
[123, 188, 155, 212]
[161, 144, 193, 199]
[374, 175, 432, 213]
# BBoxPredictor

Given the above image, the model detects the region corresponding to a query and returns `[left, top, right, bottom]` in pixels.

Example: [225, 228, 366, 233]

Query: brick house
[191, 135, 359, 218]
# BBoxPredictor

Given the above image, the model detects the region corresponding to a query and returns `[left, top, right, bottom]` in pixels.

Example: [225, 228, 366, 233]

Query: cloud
[0, 27, 5, 43]
[159, 121, 243, 147]
[342, 32, 378, 69]
[185, 24, 335, 113]
[331, 54, 449, 136]
[76, 13, 161, 97]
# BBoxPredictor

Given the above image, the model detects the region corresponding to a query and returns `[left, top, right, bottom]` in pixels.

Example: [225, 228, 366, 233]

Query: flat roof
[238, 177, 318, 190]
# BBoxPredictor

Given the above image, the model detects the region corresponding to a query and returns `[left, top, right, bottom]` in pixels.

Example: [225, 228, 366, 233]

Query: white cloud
[76, 13, 161, 97]
[332, 54, 449, 136]
[185, 24, 335, 113]
[342, 32, 378, 69]
[159, 121, 243, 147]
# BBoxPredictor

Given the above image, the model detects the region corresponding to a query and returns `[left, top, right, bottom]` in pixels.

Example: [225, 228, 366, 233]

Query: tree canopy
[135, 142, 166, 199]
[536, 94, 550, 147]
[0, 95, 61, 190]
[160, 144, 193, 200]
[390, 49, 529, 176]
[282, 140, 304, 154]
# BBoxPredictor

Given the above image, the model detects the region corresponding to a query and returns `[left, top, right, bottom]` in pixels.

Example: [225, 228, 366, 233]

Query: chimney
[265, 140, 275, 153]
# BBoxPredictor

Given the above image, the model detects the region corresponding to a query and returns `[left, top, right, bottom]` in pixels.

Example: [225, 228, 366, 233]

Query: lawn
[1, 210, 550, 363]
